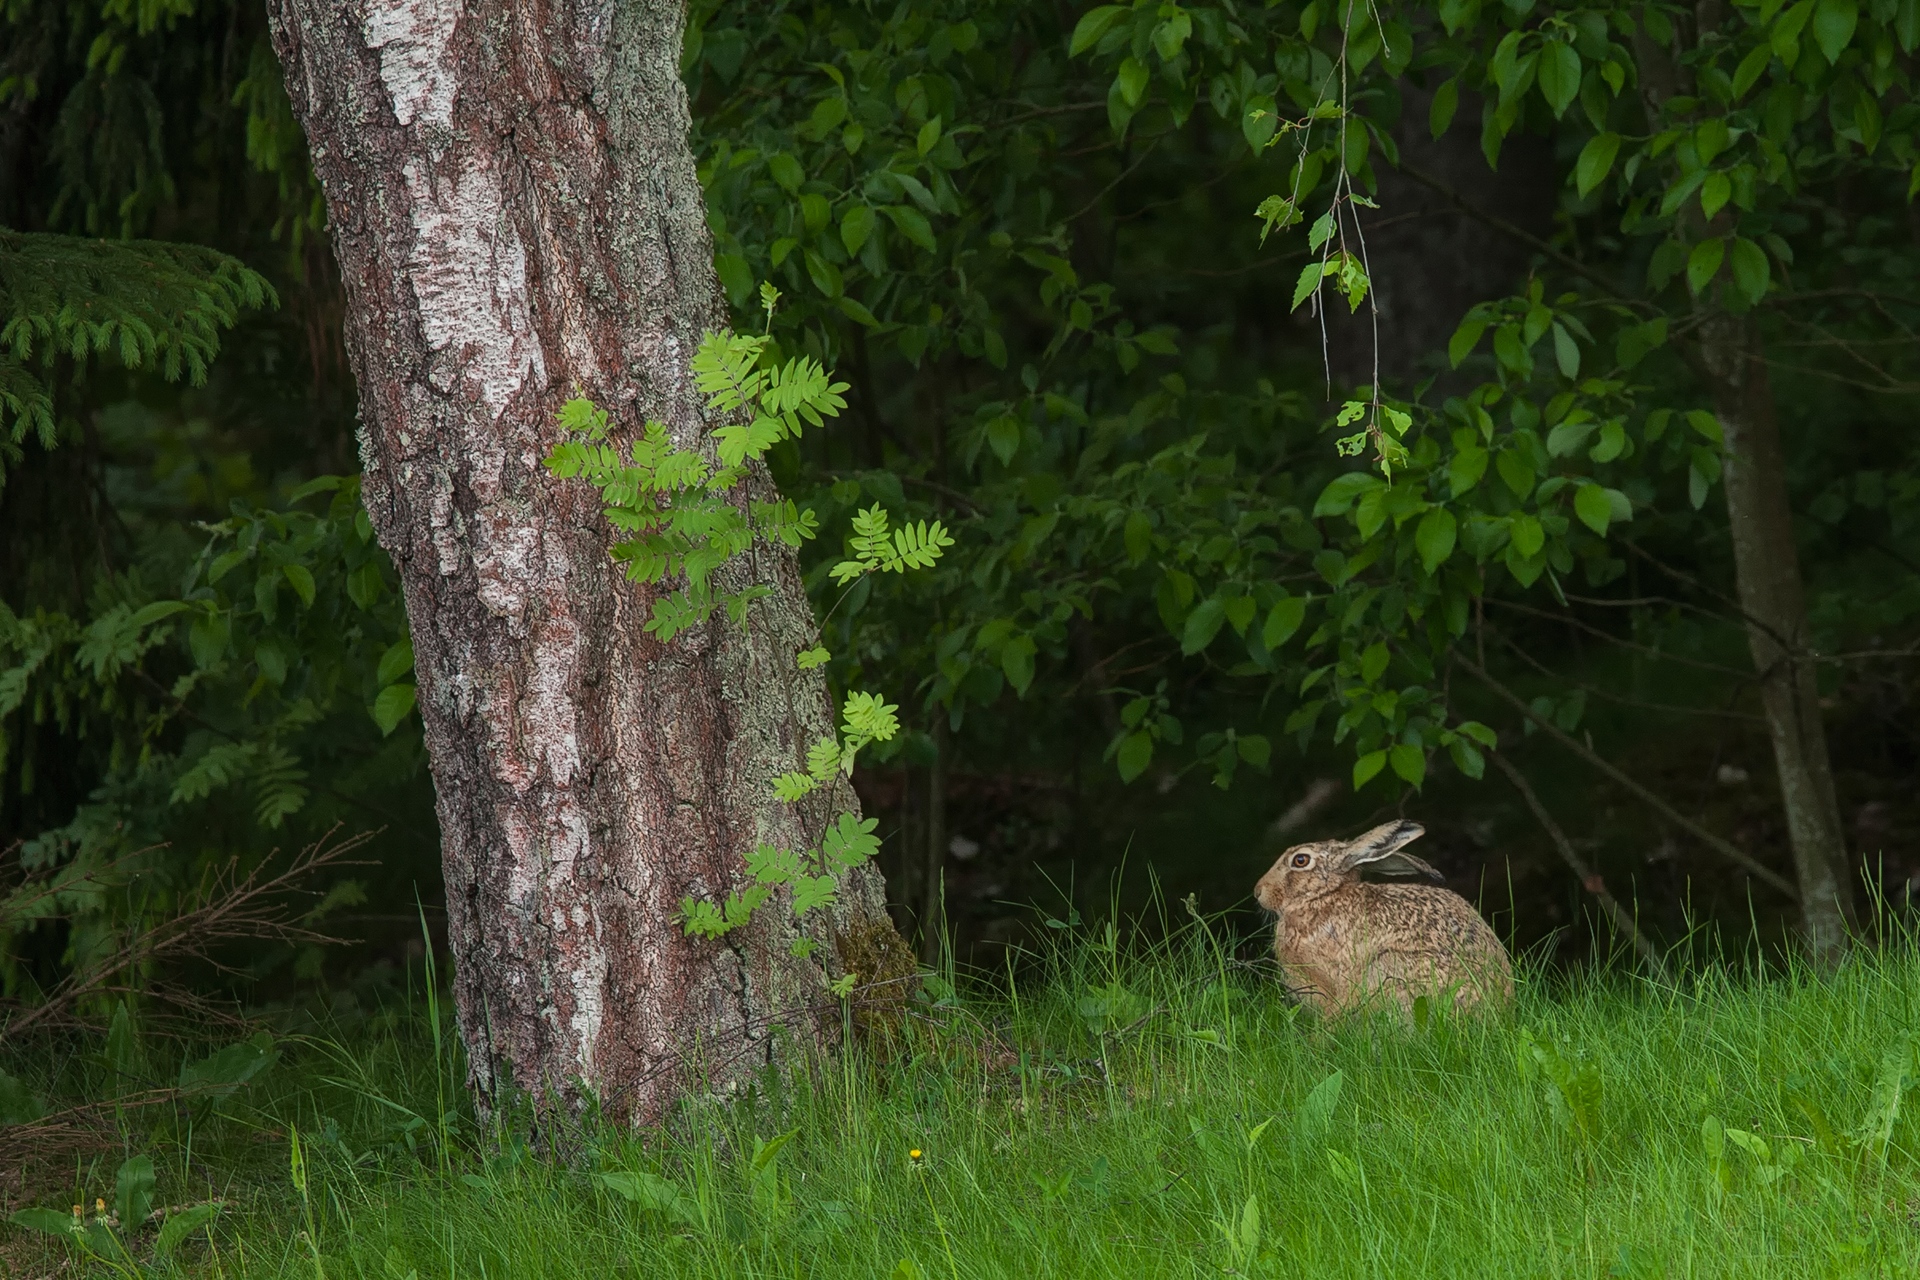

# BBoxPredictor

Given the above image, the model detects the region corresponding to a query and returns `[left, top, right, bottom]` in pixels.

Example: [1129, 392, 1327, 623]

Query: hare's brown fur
[1254, 819, 1512, 1017]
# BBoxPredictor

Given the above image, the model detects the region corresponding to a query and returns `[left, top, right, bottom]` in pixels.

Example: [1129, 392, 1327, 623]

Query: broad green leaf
[1551, 322, 1580, 378]
[1732, 43, 1774, 100]
[1687, 237, 1726, 295]
[1124, 510, 1152, 563]
[1574, 132, 1620, 196]
[1811, 0, 1858, 62]
[1182, 598, 1227, 655]
[1313, 471, 1381, 517]
[1360, 641, 1390, 684]
[1389, 744, 1426, 788]
[1069, 5, 1128, 56]
[1448, 317, 1487, 367]
[1537, 42, 1582, 117]
[986, 415, 1020, 465]
[1117, 730, 1153, 782]
[1589, 421, 1628, 462]
[840, 205, 875, 256]
[1510, 513, 1545, 558]
[1448, 444, 1489, 494]
[372, 683, 417, 736]
[1352, 749, 1387, 790]
[1496, 449, 1535, 500]
[8, 1208, 74, 1237]
[1686, 410, 1724, 443]
[1415, 508, 1457, 574]
[282, 563, 316, 607]
[1728, 236, 1770, 304]
[880, 205, 936, 252]
[1001, 636, 1036, 695]
[1291, 260, 1322, 311]
[1700, 171, 1732, 220]
[1547, 418, 1598, 457]
[1263, 596, 1307, 648]
[1574, 483, 1613, 535]
[1430, 77, 1460, 137]
[768, 153, 804, 194]
[1116, 56, 1149, 107]
[377, 636, 414, 686]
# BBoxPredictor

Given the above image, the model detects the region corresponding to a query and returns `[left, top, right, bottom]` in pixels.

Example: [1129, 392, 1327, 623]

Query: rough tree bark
[266, 0, 912, 1124]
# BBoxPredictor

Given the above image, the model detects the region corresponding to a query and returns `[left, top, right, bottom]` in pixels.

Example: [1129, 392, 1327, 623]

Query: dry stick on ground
[0, 827, 373, 1043]
[1451, 652, 1799, 900]
[1487, 751, 1670, 979]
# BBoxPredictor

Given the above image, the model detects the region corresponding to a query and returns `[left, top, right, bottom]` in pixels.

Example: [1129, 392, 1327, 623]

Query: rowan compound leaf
[796, 646, 831, 669]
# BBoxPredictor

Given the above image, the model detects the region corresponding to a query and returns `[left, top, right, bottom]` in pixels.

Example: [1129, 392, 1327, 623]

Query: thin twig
[1488, 751, 1669, 977]
[1452, 652, 1798, 899]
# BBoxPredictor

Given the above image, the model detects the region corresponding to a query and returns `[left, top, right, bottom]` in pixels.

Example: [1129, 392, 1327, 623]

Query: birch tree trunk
[266, 0, 912, 1125]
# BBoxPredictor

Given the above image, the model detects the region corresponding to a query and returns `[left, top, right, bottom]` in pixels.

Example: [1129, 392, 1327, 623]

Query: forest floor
[4, 928, 1920, 1279]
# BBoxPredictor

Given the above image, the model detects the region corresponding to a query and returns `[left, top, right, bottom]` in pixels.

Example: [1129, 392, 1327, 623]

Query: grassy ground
[6, 921, 1920, 1279]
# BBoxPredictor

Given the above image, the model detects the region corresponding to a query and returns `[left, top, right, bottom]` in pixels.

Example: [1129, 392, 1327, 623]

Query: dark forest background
[3, 0, 1918, 1022]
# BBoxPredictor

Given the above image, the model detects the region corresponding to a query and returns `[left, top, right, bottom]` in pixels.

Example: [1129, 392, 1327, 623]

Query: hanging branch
[1487, 750, 1669, 978]
[1452, 652, 1798, 900]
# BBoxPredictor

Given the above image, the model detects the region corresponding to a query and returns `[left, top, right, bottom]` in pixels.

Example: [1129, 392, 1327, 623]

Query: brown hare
[1254, 818, 1512, 1017]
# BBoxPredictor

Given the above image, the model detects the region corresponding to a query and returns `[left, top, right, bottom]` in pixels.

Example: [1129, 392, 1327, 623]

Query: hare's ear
[1338, 820, 1442, 880]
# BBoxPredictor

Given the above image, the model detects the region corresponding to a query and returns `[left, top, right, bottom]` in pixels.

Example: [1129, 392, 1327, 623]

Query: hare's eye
[1291, 852, 1312, 869]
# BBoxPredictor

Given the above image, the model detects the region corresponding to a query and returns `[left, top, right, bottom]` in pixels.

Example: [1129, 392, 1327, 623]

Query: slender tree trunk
[1627, 6, 1856, 964]
[1695, 312, 1857, 962]
[267, 0, 910, 1125]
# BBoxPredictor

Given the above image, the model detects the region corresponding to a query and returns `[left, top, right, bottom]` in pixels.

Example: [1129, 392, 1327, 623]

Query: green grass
[9, 921, 1920, 1279]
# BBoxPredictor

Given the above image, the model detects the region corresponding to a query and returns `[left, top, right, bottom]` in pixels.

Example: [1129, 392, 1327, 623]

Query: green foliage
[0, 229, 274, 471]
[545, 283, 942, 952]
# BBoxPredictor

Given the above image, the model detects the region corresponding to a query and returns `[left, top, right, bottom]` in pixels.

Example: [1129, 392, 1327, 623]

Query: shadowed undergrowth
[5, 919, 1920, 1279]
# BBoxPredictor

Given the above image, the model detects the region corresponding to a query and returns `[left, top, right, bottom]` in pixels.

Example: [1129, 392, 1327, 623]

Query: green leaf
[1687, 409, 1725, 443]
[1449, 445, 1489, 494]
[1360, 642, 1390, 684]
[372, 683, 417, 736]
[1811, 0, 1858, 62]
[1728, 236, 1770, 305]
[1124, 510, 1152, 563]
[1415, 508, 1457, 574]
[1687, 237, 1726, 295]
[1732, 43, 1774, 100]
[377, 636, 414, 686]
[1182, 598, 1227, 655]
[1430, 77, 1460, 137]
[179, 1032, 278, 1097]
[1263, 596, 1307, 648]
[916, 116, 943, 156]
[796, 647, 830, 670]
[189, 612, 230, 667]
[1700, 172, 1732, 221]
[768, 153, 804, 194]
[1291, 261, 1322, 311]
[840, 205, 875, 256]
[880, 204, 936, 252]
[1496, 449, 1536, 500]
[8, 1208, 75, 1237]
[1313, 471, 1381, 517]
[1001, 635, 1036, 695]
[1574, 132, 1621, 196]
[1448, 317, 1488, 367]
[1510, 513, 1546, 559]
[1537, 42, 1582, 117]
[282, 563, 316, 608]
[1389, 743, 1427, 788]
[1069, 5, 1128, 56]
[1117, 730, 1153, 782]
[1574, 483, 1613, 535]
[803, 249, 844, 298]
[1116, 56, 1149, 108]
[1352, 749, 1387, 790]
[1551, 323, 1580, 378]
[986, 415, 1020, 465]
